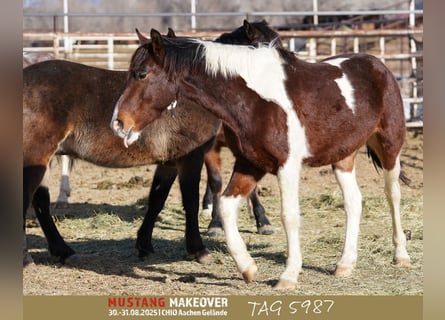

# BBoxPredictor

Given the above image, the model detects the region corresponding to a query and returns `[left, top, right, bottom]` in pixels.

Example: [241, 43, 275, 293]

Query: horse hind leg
[201, 183, 214, 219]
[54, 155, 73, 209]
[23, 165, 75, 265]
[367, 135, 411, 267]
[23, 165, 47, 267]
[203, 148, 224, 236]
[383, 157, 411, 267]
[249, 187, 274, 235]
[332, 152, 362, 277]
[32, 173, 76, 263]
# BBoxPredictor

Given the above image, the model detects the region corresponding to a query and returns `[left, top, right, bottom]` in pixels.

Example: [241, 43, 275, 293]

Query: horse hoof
[54, 201, 69, 209]
[23, 252, 35, 268]
[64, 254, 81, 266]
[393, 257, 411, 267]
[241, 262, 258, 284]
[200, 208, 212, 219]
[195, 249, 214, 264]
[206, 227, 223, 237]
[273, 279, 297, 290]
[258, 225, 274, 235]
[334, 265, 354, 277]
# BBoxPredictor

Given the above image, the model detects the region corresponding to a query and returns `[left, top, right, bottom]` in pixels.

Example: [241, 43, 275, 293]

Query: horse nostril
[115, 119, 123, 130]
[111, 119, 124, 133]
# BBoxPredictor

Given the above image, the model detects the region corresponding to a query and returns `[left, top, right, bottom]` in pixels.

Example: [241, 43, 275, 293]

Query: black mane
[130, 36, 206, 80]
[129, 21, 283, 80]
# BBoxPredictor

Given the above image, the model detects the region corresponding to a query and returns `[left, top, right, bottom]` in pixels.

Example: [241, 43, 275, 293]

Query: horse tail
[366, 144, 382, 172]
[366, 144, 411, 186]
[399, 170, 411, 186]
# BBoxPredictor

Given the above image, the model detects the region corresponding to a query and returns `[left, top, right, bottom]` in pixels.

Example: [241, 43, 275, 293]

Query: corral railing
[23, 27, 423, 126]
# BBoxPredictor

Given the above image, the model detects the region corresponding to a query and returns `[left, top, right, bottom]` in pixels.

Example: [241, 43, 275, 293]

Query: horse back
[281, 52, 405, 166]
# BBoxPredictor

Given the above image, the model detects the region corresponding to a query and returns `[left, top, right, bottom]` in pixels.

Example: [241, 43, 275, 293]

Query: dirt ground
[23, 129, 423, 296]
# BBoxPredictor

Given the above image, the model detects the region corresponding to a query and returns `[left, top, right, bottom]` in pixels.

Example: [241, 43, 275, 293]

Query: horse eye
[133, 71, 148, 80]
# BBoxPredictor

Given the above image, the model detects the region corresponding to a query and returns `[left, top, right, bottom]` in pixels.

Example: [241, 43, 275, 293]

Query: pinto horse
[23, 22, 276, 266]
[112, 28, 412, 289]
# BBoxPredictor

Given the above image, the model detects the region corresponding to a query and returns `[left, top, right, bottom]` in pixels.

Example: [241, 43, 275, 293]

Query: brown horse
[23, 21, 276, 266]
[112, 28, 411, 289]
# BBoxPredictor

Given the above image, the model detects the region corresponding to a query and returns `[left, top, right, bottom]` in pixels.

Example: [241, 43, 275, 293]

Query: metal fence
[23, 28, 423, 125]
[23, 7, 423, 126]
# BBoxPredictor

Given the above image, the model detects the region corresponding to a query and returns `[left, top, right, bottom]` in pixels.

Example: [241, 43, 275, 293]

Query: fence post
[52, 34, 60, 58]
[107, 37, 114, 70]
[330, 38, 336, 56]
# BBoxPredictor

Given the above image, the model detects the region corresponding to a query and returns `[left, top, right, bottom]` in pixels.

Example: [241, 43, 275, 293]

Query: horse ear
[166, 28, 177, 38]
[243, 19, 259, 42]
[150, 29, 165, 65]
[243, 19, 251, 32]
[135, 28, 149, 45]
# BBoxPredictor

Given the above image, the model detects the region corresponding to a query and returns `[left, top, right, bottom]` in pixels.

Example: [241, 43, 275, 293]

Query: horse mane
[130, 34, 283, 82]
[162, 36, 282, 80]
[149, 36, 292, 109]
[162, 37, 207, 78]
[130, 37, 207, 80]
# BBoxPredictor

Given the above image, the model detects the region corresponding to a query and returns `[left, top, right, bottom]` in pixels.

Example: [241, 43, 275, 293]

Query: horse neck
[179, 75, 253, 133]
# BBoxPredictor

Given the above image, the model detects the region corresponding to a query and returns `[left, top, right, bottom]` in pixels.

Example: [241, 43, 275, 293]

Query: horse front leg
[332, 153, 362, 276]
[177, 148, 213, 264]
[136, 164, 177, 260]
[220, 162, 265, 283]
[273, 161, 302, 290]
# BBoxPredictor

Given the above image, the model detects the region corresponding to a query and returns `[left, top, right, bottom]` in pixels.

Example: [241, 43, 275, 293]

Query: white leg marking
[383, 157, 411, 265]
[219, 195, 255, 273]
[334, 167, 362, 273]
[323, 58, 356, 113]
[277, 161, 302, 284]
[56, 155, 72, 206]
[274, 75, 310, 285]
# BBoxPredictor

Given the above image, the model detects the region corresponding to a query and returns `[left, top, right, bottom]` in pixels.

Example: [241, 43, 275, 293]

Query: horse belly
[303, 131, 370, 167]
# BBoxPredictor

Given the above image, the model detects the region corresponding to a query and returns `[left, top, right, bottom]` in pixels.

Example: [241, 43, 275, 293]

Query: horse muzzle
[111, 119, 141, 148]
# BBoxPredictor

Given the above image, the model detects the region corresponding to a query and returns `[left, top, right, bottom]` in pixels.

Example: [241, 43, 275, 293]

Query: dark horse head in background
[215, 19, 283, 48]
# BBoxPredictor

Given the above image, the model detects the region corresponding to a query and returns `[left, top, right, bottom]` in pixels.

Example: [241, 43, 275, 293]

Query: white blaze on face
[323, 57, 356, 113]
[110, 94, 141, 147]
[110, 94, 122, 130]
